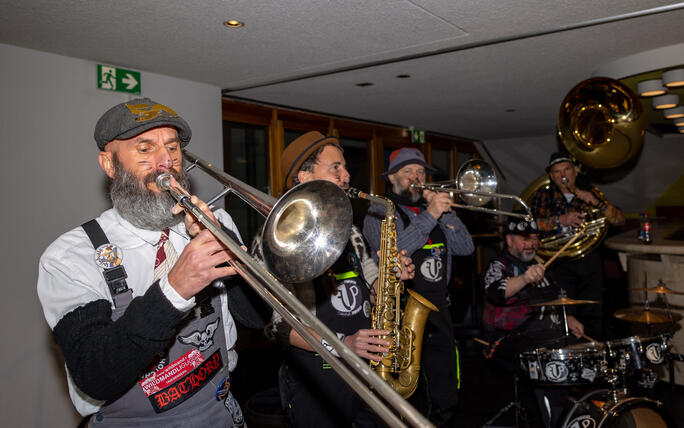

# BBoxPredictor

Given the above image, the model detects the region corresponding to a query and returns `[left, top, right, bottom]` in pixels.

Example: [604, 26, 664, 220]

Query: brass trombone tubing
[159, 153, 434, 428]
[411, 183, 534, 221]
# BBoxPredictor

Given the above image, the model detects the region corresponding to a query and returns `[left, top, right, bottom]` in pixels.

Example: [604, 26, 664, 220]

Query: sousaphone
[521, 77, 646, 260]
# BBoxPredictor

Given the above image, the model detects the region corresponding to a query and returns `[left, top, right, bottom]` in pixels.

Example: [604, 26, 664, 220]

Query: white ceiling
[2, 0, 684, 141]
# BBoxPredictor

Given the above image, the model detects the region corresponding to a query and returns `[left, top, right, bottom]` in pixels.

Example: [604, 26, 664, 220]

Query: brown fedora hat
[281, 131, 340, 188]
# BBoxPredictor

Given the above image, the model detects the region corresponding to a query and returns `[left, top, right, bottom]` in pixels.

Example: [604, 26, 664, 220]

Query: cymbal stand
[557, 289, 570, 337]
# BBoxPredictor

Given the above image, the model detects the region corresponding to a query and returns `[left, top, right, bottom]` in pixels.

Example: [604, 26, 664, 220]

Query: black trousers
[279, 354, 382, 428]
[551, 251, 603, 339]
[409, 302, 460, 428]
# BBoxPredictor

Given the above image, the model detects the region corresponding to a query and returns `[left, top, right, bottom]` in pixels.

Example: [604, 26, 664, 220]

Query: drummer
[483, 217, 584, 347]
[483, 217, 585, 427]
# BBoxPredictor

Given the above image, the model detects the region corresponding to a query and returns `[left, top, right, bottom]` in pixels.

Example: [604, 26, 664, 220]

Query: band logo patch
[177, 318, 220, 351]
[139, 349, 204, 396]
[147, 350, 223, 413]
[126, 102, 179, 122]
[94, 243, 123, 269]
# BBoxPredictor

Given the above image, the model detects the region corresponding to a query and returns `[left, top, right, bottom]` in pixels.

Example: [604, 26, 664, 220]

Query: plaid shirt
[529, 181, 603, 231]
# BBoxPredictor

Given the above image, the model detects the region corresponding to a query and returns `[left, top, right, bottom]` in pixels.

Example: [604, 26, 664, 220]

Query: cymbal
[529, 297, 600, 307]
[628, 285, 684, 296]
[614, 308, 683, 324]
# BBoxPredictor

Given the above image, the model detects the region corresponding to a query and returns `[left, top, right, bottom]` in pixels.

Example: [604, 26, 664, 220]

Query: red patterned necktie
[153, 228, 179, 282]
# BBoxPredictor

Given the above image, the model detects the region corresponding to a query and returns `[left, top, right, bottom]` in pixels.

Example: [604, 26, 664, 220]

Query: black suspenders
[82, 219, 133, 308]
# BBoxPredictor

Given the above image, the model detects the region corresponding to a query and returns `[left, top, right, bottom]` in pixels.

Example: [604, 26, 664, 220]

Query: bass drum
[563, 393, 676, 428]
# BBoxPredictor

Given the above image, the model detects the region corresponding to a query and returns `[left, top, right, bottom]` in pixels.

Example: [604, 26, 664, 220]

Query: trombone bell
[263, 180, 353, 283]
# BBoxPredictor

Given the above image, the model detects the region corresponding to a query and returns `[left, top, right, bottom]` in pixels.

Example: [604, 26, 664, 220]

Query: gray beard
[392, 181, 421, 203]
[109, 160, 190, 231]
[511, 247, 536, 263]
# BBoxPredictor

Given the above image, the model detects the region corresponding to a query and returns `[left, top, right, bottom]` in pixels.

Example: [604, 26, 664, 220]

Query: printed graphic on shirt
[177, 318, 220, 351]
[224, 391, 245, 427]
[331, 280, 365, 317]
[363, 300, 371, 318]
[419, 257, 443, 283]
[140, 349, 205, 397]
[94, 243, 123, 269]
[148, 349, 223, 413]
[483, 261, 505, 290]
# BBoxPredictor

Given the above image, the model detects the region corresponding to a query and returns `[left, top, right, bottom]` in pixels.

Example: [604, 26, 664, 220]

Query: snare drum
[605, 335, 670, 372]
[563, 394, 676, 428]
[520, 342, 606, 385]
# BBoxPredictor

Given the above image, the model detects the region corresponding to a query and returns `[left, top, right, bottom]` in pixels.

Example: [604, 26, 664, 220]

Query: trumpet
[157, 150, 434, 428]
[410, 159, 533, 221]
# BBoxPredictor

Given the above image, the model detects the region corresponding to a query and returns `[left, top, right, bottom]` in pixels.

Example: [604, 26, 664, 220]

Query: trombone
[411, 159, 533, 221]
[157, 150, 434, 428]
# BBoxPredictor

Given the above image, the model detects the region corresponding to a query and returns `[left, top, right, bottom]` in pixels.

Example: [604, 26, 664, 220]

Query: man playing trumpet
[529, 151, 625, 339]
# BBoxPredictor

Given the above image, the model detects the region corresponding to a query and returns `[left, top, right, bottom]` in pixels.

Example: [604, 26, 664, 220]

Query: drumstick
[473, 337, 491, 347]
[534, 255, 545, 264]
[543, 225, 587, 269]
[581, 333, 597, 343]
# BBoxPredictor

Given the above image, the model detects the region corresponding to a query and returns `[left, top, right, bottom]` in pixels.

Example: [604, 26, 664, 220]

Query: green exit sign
[410, 128, 425, 144]
[97, 64, 141, 94]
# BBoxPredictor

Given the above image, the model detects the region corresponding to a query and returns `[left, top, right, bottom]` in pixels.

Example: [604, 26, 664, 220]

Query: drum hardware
[519, 341, 607, 386]
[613, 308, 683, 324]
[476, 335, 529, 428]
[529, 296, 600, 307]
[530, 289, 599, 337]
[628, 281, 684, 296]
[560, 389, 676, 428]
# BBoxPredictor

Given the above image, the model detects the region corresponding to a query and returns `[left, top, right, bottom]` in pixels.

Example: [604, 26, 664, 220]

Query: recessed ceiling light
[223, 20, 244, 28]
[356, 82, 374, 87]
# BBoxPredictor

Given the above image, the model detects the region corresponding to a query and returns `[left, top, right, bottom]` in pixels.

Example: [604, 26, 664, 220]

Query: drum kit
[518, 282, 683, 428]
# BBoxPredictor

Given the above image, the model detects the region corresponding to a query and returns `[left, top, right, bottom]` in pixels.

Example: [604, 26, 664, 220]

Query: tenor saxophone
[349, 188, 438, 398]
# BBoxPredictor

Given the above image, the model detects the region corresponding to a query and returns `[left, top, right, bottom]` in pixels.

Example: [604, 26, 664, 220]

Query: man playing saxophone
[250, 131, 414, 428]
[529, 151, 625, 339]
[363, 147, 474, 428]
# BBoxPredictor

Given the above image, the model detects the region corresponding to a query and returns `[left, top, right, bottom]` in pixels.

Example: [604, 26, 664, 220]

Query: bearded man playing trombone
[529, 151, 625, 340]
[37, 98, 267, 427]
[363, 147, 474, 428]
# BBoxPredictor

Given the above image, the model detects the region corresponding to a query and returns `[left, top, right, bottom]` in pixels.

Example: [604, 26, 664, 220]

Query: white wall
[483, 131, 684, 215]
[0, 43, 223, 427]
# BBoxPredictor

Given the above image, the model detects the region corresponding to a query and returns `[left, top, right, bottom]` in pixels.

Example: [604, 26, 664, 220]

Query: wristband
[321, 333, 345, 358]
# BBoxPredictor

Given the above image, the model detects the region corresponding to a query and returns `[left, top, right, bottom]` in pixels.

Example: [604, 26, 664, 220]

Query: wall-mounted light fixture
[662, 68, 684, 88]
[637, 79, 666, 96]
[652, 94, 679, 109]
[675, 117, 684, 127]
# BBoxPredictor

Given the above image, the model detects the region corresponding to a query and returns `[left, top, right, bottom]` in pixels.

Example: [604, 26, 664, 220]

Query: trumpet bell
[456, 159, 498, 206]
[262, 180, 353, 283]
